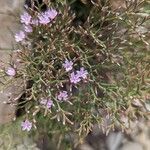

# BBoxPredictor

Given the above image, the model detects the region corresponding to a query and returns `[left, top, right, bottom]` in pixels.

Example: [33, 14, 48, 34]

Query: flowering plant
[3, 0, 149, 148]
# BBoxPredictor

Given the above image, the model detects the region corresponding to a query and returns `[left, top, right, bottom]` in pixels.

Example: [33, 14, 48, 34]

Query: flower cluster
[20, 58, 88, 131]
[63, 59, 88, 84]
[40, 98, 53, 109]
[15, 8, 58, 43]
[38, 9, 58, 24]
[70, 67, 88, 84]
[14, 8, 58, 132]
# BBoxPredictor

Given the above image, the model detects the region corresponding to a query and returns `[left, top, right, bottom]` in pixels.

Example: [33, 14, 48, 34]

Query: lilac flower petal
[76, 67, 88, 79]
[58, 91, 68, 101]
[15, 31, 25, 42]
[31, 19, 39, 26]
[70, 72, 81, 84]
[40, 98, 53, 109]
[38, 13, 51, 25]
[20, 12, 31, 25]
[24, 25, 33, 33]
[45, 9, 58, 20]
[21, 120, 32, 131]
[46, 100, 53, 109]
[63, 59, 73, 72]
[6, 67, 16, 76]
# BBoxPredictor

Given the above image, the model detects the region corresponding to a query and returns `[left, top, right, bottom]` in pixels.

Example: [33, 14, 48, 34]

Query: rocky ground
[78, 121, 150, 150]
[0, 120, 39, 150]
[0, 120, 150, 150]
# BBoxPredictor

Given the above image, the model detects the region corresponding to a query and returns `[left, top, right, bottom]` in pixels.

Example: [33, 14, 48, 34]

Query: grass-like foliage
[4, 0, 150, 148]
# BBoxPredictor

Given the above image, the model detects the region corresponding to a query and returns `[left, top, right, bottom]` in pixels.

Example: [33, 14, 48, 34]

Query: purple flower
[40, 98, 53, 109]
[77, 67, 88, 79]
[38, 13, 51, 25]
[63, 59, 73, 72]
[6, 67, 16, 76]
[20, 12, 31, 25]
[15, 31, 25, 42]
[24, 25, 33, 33]
[45, 9, 58, 20]
[70, 72, 81, 84]
[31, 19, 39, 26]
[58, 91, 68, 101]
[21, 120, 32, 131]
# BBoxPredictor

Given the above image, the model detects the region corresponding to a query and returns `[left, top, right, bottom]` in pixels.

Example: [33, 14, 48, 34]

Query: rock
[131, 122, 150, 150]
[0, 138, 3, 146]
[110, 0, 126, 10]
[120, 142, 143, 150]
[0, 0, 24, 50]
[77, 143, 94, 150]
[0, 78, 24, 124]
[23, 136, 34, 146]
[28, 144, 40, 150]
[16, 144, 27, 150]
[0, 0, 24, 124]
[106, 132, 124, 150]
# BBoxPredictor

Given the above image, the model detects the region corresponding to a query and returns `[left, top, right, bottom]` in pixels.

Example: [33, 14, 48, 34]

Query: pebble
[78, 143, 94, 150]
[16, 145, 27, 150]
[120, 142, 143, 150]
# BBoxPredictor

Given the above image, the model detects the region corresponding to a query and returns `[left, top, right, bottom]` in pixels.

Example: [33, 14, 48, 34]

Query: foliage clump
[3, 0, 150, 147]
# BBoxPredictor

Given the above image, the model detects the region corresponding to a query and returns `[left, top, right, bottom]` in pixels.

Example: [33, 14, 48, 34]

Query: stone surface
[78, 143, 94, 150]
[110, 0, 126, 10]
[106, 132, 124, 150]
[0, 0, 24, 50]
[0, 0, 24, 124]
[120, 142, 143, 150]
[76, 121, 150, 150]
